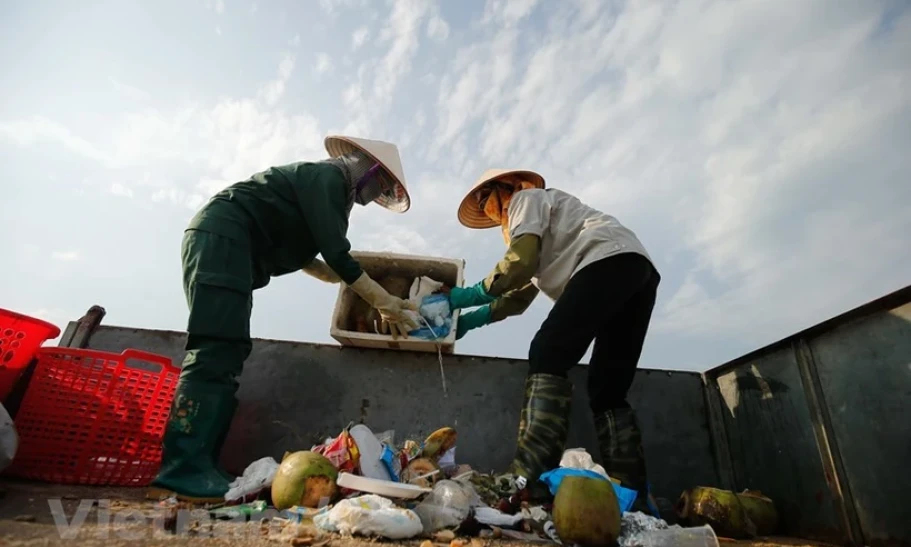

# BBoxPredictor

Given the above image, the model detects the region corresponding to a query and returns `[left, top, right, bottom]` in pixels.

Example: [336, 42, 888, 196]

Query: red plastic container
[7, 348, 180, 486]
[0, 308, 61, 402]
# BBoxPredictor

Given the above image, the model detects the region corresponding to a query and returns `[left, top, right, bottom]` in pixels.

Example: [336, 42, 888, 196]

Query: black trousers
[528, 252, 660, 414]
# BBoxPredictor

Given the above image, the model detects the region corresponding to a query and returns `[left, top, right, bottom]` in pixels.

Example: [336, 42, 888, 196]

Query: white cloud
[351, 26, 369, 50]
[314, 53, 333, 75]
[203, 0, 225, 14]
[290, 34, 300, 47]
[215, 25, 222, 35]
[109, 77, 150, 102]
[427, 14, 450, 42]
[259, 54, 296, 106]
[51, 250, 80, 262]
[0, 117, 114, 165]
[110, 183, 134, 197]
[481, 0, 539, 26]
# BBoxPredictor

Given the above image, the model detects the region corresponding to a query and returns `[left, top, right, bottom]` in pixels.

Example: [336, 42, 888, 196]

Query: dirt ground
[0, 479, 838, 547]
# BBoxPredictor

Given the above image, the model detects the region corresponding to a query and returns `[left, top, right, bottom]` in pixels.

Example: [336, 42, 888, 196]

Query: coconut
[271, 451, 339, 510]
[422, 427, 458, 459]
[401, 458, 440, 488]
[737, 490, 779, 536]
[552, 476, 621, 547]
[676, 486, 756, 539]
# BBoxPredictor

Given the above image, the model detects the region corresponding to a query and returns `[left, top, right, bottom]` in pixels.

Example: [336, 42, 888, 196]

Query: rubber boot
[147, 381, 236, 503]
[211, 396, 238, 482]
[594, 407, 657, 515]
[509, 374, 573, 488]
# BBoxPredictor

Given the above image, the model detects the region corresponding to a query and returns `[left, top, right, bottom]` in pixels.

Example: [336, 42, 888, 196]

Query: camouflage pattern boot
[594, 406, 657, 515]
[509, 373, 573, 488]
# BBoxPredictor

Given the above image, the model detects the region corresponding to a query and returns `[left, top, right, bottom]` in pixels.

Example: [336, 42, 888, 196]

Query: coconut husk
[736, 490, 779, 536]
[553, 476, 621, 547]
[676, 486, 756, 539]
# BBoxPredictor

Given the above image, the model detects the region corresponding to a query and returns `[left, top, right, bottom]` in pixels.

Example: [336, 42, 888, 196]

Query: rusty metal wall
[704, 286, 911, 546]
[807, 301, 911, 546]
[82, 325, 717, 513]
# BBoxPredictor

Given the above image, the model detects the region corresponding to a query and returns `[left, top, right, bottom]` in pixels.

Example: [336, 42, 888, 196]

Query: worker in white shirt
[447, 169, 660, 513]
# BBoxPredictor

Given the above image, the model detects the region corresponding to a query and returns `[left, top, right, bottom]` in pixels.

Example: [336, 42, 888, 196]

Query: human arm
[294, 166, 416, 337]
[455, 282, 540, 339]
[301, 257, 341, 284]
[449, 233, 541, 310]
[295, 167, 363, 285]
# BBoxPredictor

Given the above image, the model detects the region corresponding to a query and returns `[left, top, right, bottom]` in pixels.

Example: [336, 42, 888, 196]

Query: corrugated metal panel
[707, 351, 845, 542]
[809, 301, 911, 546]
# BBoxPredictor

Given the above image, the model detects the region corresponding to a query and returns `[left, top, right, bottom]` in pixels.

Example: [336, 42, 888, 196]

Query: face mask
[354, 163, 384, 205]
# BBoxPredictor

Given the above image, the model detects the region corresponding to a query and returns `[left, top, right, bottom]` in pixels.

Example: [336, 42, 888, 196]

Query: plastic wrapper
[312, 428, 360, 495]
[413, 480, 479, 533]
[314, 494, 423, 539]
[224, 456, 279, 501]
[618, 511, 681, 547]
[0, 403, 17, 473]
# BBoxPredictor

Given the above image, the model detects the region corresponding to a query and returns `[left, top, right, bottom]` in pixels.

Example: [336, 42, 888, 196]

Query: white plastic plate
[337, 472, 432, 499]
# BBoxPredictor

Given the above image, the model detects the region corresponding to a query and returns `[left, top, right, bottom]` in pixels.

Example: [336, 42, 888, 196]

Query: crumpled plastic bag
[560, 448, 608, 478]
[410, 276, 445, 302]
[0, 403, 18, 473]
[474, 506, 524, 527]
[314, 494, 423, 539]
[413, 480, 478, 533]
[225, 456, 279, 501]
[618, 511, 680, 547]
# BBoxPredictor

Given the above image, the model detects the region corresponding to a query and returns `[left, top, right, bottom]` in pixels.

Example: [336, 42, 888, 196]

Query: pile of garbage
[207, 423, 776, 546]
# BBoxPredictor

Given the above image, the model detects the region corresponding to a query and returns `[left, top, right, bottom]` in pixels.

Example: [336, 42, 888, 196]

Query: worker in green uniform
[149, 136, 419, 502]
[448, 169, 661, 514]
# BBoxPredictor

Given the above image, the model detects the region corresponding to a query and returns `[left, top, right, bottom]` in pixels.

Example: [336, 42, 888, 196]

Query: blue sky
[2, 0, 910, 371]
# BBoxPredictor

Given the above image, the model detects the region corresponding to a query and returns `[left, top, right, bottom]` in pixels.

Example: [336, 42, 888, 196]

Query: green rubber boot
[594, 407, 653, 513]
[509, 374, 574, 488]
[211, 396, 238, 482]
[148, 381, 236, 503]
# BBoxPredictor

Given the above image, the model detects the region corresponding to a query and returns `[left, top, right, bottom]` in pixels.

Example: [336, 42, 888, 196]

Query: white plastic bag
[560, 448, 608, 478]
[409, 276, 445, 303]
[225, 456, 279, 501]
[413, 480, 474, 533]
[314, 494, 423, 539]
[0, 403, 17, 473]
[474, 506, 524, 527]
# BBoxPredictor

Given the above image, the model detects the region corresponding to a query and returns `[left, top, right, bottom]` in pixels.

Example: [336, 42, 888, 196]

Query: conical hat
[324, 135, 410, 213]
[457, 169, 545, 229]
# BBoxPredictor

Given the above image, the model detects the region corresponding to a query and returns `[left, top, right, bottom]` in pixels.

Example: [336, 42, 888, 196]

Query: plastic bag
[474, 506, 524, 527]
[413, 480, 475, 533]
[560, 448, 608, 478]
[0, 403, 17, 473]
[407, 294, 453, 340]
[224, 457, 279, 501]
[314, 494, 423, 539]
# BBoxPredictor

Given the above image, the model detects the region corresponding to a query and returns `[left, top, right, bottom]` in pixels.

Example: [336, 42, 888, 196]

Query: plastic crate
[6, 348, 179, 486]
[330, 251, 465, 354]
[0, 308, 61, 402]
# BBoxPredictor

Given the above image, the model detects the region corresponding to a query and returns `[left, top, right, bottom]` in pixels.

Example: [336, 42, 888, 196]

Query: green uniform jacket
[186, 161, 363, 288]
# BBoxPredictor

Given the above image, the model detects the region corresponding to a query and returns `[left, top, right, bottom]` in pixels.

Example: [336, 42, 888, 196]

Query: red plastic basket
[7, 347, 180, 486]
[0, 308, 61, 402]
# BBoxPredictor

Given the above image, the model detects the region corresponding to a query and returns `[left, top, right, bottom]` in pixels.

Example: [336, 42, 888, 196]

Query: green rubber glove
[449, 281, 496, 311]
[456, 306, 492, 340]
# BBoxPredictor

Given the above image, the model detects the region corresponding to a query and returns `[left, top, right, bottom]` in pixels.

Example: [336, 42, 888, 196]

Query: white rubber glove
[349, 273, 420, 339]
[302, 258, 342, 284]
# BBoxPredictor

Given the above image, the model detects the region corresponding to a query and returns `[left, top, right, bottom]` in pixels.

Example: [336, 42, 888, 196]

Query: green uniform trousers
[180, 229, 259, 388]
